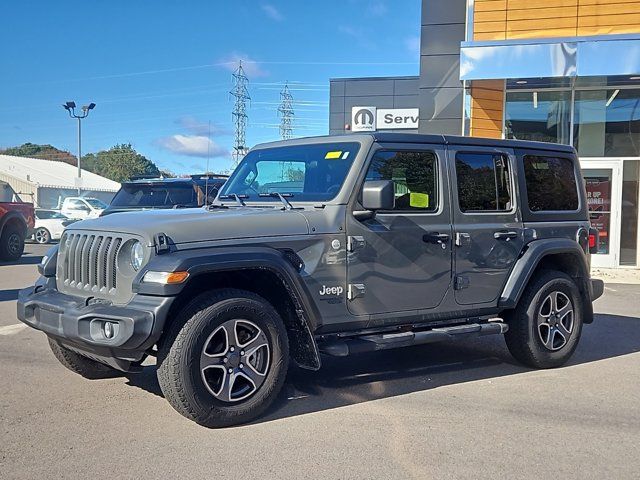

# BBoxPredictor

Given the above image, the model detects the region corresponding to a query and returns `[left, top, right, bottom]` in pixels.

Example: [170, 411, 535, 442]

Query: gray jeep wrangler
[17, 133, 604, 427]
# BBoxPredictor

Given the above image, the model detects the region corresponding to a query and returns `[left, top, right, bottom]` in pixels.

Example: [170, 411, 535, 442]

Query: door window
[365, 150, 439, 212]
[455, 152, 512, 212]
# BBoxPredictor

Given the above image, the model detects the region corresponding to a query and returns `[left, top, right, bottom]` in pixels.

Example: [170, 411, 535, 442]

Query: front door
[346, 144, 453, 316]
[449, 147, 525, 305]
[581, 160, 623, 268]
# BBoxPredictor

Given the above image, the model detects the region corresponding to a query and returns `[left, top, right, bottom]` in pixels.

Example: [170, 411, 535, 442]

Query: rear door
[449, 146, 524, 305]
[346, 142, 453, 316]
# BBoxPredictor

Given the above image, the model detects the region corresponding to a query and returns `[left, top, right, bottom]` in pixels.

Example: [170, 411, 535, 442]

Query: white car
[60, 197, 108, 220]
[32, 209, 76, 244]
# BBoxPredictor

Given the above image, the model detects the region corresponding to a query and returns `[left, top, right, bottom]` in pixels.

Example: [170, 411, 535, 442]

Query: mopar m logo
[351, 106, 376, 132]
[319, 285, 344, 296]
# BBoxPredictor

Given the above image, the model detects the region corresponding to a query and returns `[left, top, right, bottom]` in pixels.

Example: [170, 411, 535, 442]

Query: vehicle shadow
[124, 313, 640, 424]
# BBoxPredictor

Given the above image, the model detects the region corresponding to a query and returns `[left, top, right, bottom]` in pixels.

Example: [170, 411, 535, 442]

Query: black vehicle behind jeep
[101, 174, 228, 216]
[17, 133, 603, 428]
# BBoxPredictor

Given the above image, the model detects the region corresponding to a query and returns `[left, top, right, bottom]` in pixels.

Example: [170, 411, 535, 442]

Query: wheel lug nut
[228, 368, 233, 373]
[239, 364, 244, 369]
[223, 358, 228, 363]
[230, 347, 235, 352]
[240, 350, 245, 356]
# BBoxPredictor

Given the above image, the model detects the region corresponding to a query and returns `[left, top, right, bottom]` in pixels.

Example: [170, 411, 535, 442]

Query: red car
[0, 201, 35, 260]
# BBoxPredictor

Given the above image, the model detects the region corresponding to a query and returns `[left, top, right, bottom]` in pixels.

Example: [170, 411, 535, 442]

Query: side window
[365, 150, 439, 212]
[456, 152, 512, 212]
[523, 155, 579, 211]
[68, 199, 84, 209]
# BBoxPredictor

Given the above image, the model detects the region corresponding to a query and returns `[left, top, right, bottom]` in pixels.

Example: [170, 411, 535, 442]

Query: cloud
[219, 52, 268, 78]
[368, 1, 387, 16]
[405, 35, 420, 55]
[261, 4, 284, 21]
[156, 135, 229, 158]
[338, 25, 375, 49]
[176, 116, 232, 137]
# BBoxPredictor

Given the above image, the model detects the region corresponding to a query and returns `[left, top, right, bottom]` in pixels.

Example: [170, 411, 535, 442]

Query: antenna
[278, 81, 294, 140]
[230, 60, 250, 166]
[206, 120, 211, 206]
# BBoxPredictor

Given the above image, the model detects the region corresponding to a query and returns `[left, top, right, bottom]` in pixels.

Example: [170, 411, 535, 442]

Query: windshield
[85, 198, 108, 209]
[219, 142, 360, 202]
[109, 183, 201, 208]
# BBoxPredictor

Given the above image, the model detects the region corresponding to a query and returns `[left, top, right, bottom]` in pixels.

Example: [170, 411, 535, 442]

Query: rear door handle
[423, 232, 450, 244]
[494, 231, 518, 240]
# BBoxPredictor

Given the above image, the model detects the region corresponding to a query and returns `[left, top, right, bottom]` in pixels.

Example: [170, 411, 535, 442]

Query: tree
[81, 144, 160, 182]
[0, 143, 77, 165]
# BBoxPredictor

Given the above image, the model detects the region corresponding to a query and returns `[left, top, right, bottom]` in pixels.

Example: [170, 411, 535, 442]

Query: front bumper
[17, 284, 173, 371]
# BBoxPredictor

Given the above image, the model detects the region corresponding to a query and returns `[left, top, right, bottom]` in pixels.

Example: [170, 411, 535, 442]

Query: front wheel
[34, 227, 51, 244]
[157, 289, 289, 428]
[48, 337, 120, 379]
[504, 270, 583, 369]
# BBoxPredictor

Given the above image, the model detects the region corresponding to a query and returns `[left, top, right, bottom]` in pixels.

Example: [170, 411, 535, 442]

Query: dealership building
[330, 0, 640, 269]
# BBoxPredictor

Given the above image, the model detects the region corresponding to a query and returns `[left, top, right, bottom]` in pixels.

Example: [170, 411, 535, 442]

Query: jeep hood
[67, 207, 310, 244]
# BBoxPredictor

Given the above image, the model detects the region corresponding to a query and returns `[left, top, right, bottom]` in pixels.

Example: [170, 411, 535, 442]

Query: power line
[278, 81, 294, 140]
[230, 61, 250, 166]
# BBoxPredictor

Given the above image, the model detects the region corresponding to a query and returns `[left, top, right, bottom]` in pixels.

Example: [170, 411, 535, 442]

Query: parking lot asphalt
[1, 243, 639, 479]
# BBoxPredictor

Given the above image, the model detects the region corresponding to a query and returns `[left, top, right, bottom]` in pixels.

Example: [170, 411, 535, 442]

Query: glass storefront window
[621, 160, 639, 266]
[574, 89, 640, 157]
[584, 170, 613, 255]
[505, 90, 571, 144]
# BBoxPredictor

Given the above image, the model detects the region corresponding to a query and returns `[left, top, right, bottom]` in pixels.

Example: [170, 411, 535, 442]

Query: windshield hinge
[154, 233, 170, 254]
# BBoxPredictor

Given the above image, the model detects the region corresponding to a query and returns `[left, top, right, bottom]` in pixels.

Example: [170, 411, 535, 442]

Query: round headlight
[130, 241, 144, 271]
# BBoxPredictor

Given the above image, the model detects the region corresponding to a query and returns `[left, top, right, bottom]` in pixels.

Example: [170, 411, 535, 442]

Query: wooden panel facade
[469, 80, 505, 139]
[473, 0, 640, 41]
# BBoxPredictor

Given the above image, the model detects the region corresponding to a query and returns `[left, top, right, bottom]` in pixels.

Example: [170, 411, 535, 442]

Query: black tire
[0, 224, 25, 261]
[504, 270, 583, 369]
[157, 289, 289, 428]
[48, 337, 120, 379]
[34, 227, 51, 244]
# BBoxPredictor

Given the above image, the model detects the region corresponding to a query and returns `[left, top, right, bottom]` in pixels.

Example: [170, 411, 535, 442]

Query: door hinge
[455, 232, 471, 247]
[347, 236, 365, 252]
[454, 275, 470, 290]
[347, 283, 366, 300]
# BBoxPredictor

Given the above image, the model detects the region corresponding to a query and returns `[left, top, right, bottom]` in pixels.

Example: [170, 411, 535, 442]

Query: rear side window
[365, 150, 439, 212]
[455, 152, 512, 212]
[524, 155, 579, 211]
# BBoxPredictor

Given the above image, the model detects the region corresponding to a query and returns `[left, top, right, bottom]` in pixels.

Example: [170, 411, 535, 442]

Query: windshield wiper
[217, 193, 248, 207]
[258, 192, 300, 210]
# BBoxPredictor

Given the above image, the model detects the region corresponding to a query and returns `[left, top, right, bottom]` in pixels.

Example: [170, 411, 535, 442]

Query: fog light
[103, 321, 116, 339]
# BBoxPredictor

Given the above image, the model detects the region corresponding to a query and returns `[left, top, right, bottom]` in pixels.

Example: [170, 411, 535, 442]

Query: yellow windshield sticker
[409, 192, 430, 208]
[325, 151, 343, 159]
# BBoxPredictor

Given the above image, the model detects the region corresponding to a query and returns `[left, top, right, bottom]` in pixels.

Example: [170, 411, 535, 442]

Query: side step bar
[319, 321, 508, 357]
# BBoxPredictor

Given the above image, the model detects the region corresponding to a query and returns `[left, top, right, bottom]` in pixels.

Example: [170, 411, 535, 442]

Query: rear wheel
[34, 227, 51, 244]
[48, 337, 120, 379]
[157, 289, 289, 428]
[0, 225, 25, 261]
[504, 270, 583, 368]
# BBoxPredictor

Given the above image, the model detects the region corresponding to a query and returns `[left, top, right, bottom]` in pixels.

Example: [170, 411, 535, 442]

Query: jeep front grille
[60, 233, 122, 293]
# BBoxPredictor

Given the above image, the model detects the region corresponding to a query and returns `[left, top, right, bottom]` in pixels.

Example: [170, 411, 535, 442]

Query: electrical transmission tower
[278, 82, 294, 140]
[230, 61, 250, 166]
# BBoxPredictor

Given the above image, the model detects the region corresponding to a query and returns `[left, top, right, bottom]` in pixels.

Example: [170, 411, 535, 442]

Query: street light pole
[62, 101, 95, 194]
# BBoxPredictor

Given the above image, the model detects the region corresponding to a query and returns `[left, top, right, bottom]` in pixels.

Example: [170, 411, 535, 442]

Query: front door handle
[494, 231, 518, 240]
[423, 232, 450, 244]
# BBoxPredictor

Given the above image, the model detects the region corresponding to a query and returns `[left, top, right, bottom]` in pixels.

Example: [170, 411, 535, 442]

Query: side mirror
[354, 180, 395, 220]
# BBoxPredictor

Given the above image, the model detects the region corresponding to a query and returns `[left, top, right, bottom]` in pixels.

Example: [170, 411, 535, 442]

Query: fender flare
[0, 211, 28, 237]
[499, 238, 592, 315]
[134, 246, 322, 369]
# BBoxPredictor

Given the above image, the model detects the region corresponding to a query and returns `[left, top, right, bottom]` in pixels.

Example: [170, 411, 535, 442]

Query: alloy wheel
[200, 319, 270, 402]
[537, 291, 574, 351]
[35, 228, 49, 244]
[8, 233, 21, 255]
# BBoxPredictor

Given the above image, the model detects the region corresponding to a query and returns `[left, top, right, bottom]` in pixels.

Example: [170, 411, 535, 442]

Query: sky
[0, 0, 421, 174]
